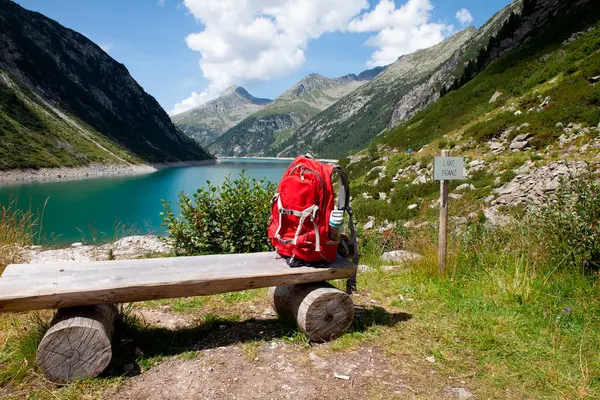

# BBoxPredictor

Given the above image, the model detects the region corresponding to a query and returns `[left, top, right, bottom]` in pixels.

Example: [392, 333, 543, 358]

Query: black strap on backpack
[332, 167, 359, 294]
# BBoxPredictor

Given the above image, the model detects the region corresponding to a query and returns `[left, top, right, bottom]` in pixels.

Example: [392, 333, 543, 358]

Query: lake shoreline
[217, 156, 339, 163]
[0, 160, 216, 186]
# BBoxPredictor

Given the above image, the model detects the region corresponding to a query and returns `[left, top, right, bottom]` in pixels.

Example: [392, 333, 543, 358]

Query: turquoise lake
[0, 159, 291, 245]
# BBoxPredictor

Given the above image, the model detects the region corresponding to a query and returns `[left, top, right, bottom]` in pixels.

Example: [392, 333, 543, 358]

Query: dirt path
[102, 303, 475, 400]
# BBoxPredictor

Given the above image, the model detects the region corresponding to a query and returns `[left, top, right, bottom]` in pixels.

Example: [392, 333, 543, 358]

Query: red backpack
[268, 155, 358, 275]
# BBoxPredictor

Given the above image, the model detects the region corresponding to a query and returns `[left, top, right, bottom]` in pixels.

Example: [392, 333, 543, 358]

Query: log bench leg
[37, 304, 117, 383]
[269, 282, 355, 342]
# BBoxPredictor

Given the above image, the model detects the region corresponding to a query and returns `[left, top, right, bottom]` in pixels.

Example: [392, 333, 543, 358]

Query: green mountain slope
[171, 86, 271, 147]
[208, 70, 385, 157]
[0, 0, 212, 170]
[338, 0, 600, 226]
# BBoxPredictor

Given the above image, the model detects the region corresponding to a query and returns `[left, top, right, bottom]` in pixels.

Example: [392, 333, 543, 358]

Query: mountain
[273, 28, 478, 158]
[338, 0, 600, 226]
[0, 0, 212, 171]
[207, 69, 385, 156]
[171, 86, 271, 147]
[274, 2, 523, 159]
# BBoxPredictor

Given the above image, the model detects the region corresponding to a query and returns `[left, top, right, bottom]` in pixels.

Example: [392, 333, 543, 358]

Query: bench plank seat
[0, 252, 356, 313]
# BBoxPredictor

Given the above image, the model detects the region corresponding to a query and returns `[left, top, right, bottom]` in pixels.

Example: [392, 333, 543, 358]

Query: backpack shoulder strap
[331, 166, 359, 294]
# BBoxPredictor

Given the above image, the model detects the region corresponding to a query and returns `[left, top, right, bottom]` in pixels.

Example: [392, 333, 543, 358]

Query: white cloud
[171, 0, 455, 114]
[349, 0, 453, 67]
[157, 0, 165, 5]
[456, 8, 473, 25]
[170, 0, 369, 115]
[100, 43, 114, 54]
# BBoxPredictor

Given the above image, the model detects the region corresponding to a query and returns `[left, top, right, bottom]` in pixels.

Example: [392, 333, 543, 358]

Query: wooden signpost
[433, 150, 465, 274]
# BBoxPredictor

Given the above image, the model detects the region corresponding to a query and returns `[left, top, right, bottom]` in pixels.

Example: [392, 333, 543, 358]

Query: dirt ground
[101, 303, 476, 400]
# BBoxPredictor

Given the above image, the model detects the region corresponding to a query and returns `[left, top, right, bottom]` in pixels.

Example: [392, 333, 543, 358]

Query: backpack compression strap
[332, 167, 359, 294]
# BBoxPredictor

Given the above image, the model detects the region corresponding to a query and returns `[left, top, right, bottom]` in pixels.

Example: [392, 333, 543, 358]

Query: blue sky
[14, 0, 512, 114]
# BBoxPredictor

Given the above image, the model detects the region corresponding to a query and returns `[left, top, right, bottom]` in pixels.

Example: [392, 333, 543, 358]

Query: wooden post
[37, 305, 117, 383]
[438, 149, 450, 274]
[268, 282, 354, 342]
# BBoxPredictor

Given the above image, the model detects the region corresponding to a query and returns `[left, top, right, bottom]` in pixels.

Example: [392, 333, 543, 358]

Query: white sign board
[434, 156, 465, 181]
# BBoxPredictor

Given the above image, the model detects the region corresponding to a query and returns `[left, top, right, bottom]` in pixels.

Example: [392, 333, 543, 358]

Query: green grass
[352, 218, 600, 398]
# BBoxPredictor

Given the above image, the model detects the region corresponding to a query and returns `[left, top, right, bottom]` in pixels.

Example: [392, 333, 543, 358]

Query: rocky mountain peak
[0, 0, 212, 167]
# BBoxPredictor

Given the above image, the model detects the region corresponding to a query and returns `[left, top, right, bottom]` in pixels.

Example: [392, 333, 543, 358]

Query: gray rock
[580, 143, 590, 153]
[449, 193, 463, 200]
[382, 250, 422, 263]
[411, 175, 428, 185]
[493, 161, 588, 207]
[514, 110, 522, 116]
[512, 133, 530, 142]
[377, 221, 396, 233]
[489, 91, 503, 103]
[509, 140, 529, 150]
[363, 217, 375, 231]
[404, 221, 429, 229]
[29, 235, 173, 264]
[456, 183, 475, 191]
[408, 204, 418, 210]
[489, 141, 505, 154]
[443, 386, 474, 399]
[378, 192, 387, 200]
[484, 207, 511, 227]
[358, 265, 372, 272]
[71, 242, 83, 248]
[539, 96, 551, 108]
[452, 216, 468, 225]
[309, 352, 328, 369]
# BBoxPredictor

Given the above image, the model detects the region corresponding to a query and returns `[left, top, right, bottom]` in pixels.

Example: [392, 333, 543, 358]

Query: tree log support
[36, 304, 117, 383]
[269, 282, 354, 342]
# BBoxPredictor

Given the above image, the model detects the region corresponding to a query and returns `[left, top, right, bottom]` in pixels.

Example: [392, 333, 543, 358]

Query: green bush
[531, 171, 600, 272]
[161, 173, 277, 255]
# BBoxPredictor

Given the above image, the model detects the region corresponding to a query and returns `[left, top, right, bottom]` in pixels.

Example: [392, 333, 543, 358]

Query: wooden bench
[0, 251, 357, 383]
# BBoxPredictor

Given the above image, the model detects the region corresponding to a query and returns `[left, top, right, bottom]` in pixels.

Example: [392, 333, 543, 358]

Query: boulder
[411, 175, 428, 185]
[363, 216, 375, 231]
[455, 183, 475, 191]
[382, 250, 422, 263]
[509, 140, 529, 150]
[489, 91, 503, 103]
[512, 133, 530, 142]
[403, 221, 429, 229]
[377, 220, 395, 233]
[483, 207, 511, 227]
[539, 96, 551, 108]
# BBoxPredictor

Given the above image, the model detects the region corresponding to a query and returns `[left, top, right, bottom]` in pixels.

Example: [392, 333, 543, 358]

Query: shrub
[161, 173, 277, 256]
[531, 171, 600, 272]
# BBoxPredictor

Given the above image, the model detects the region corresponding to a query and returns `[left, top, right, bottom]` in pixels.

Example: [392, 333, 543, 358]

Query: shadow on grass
[105, 305, 411, 378]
